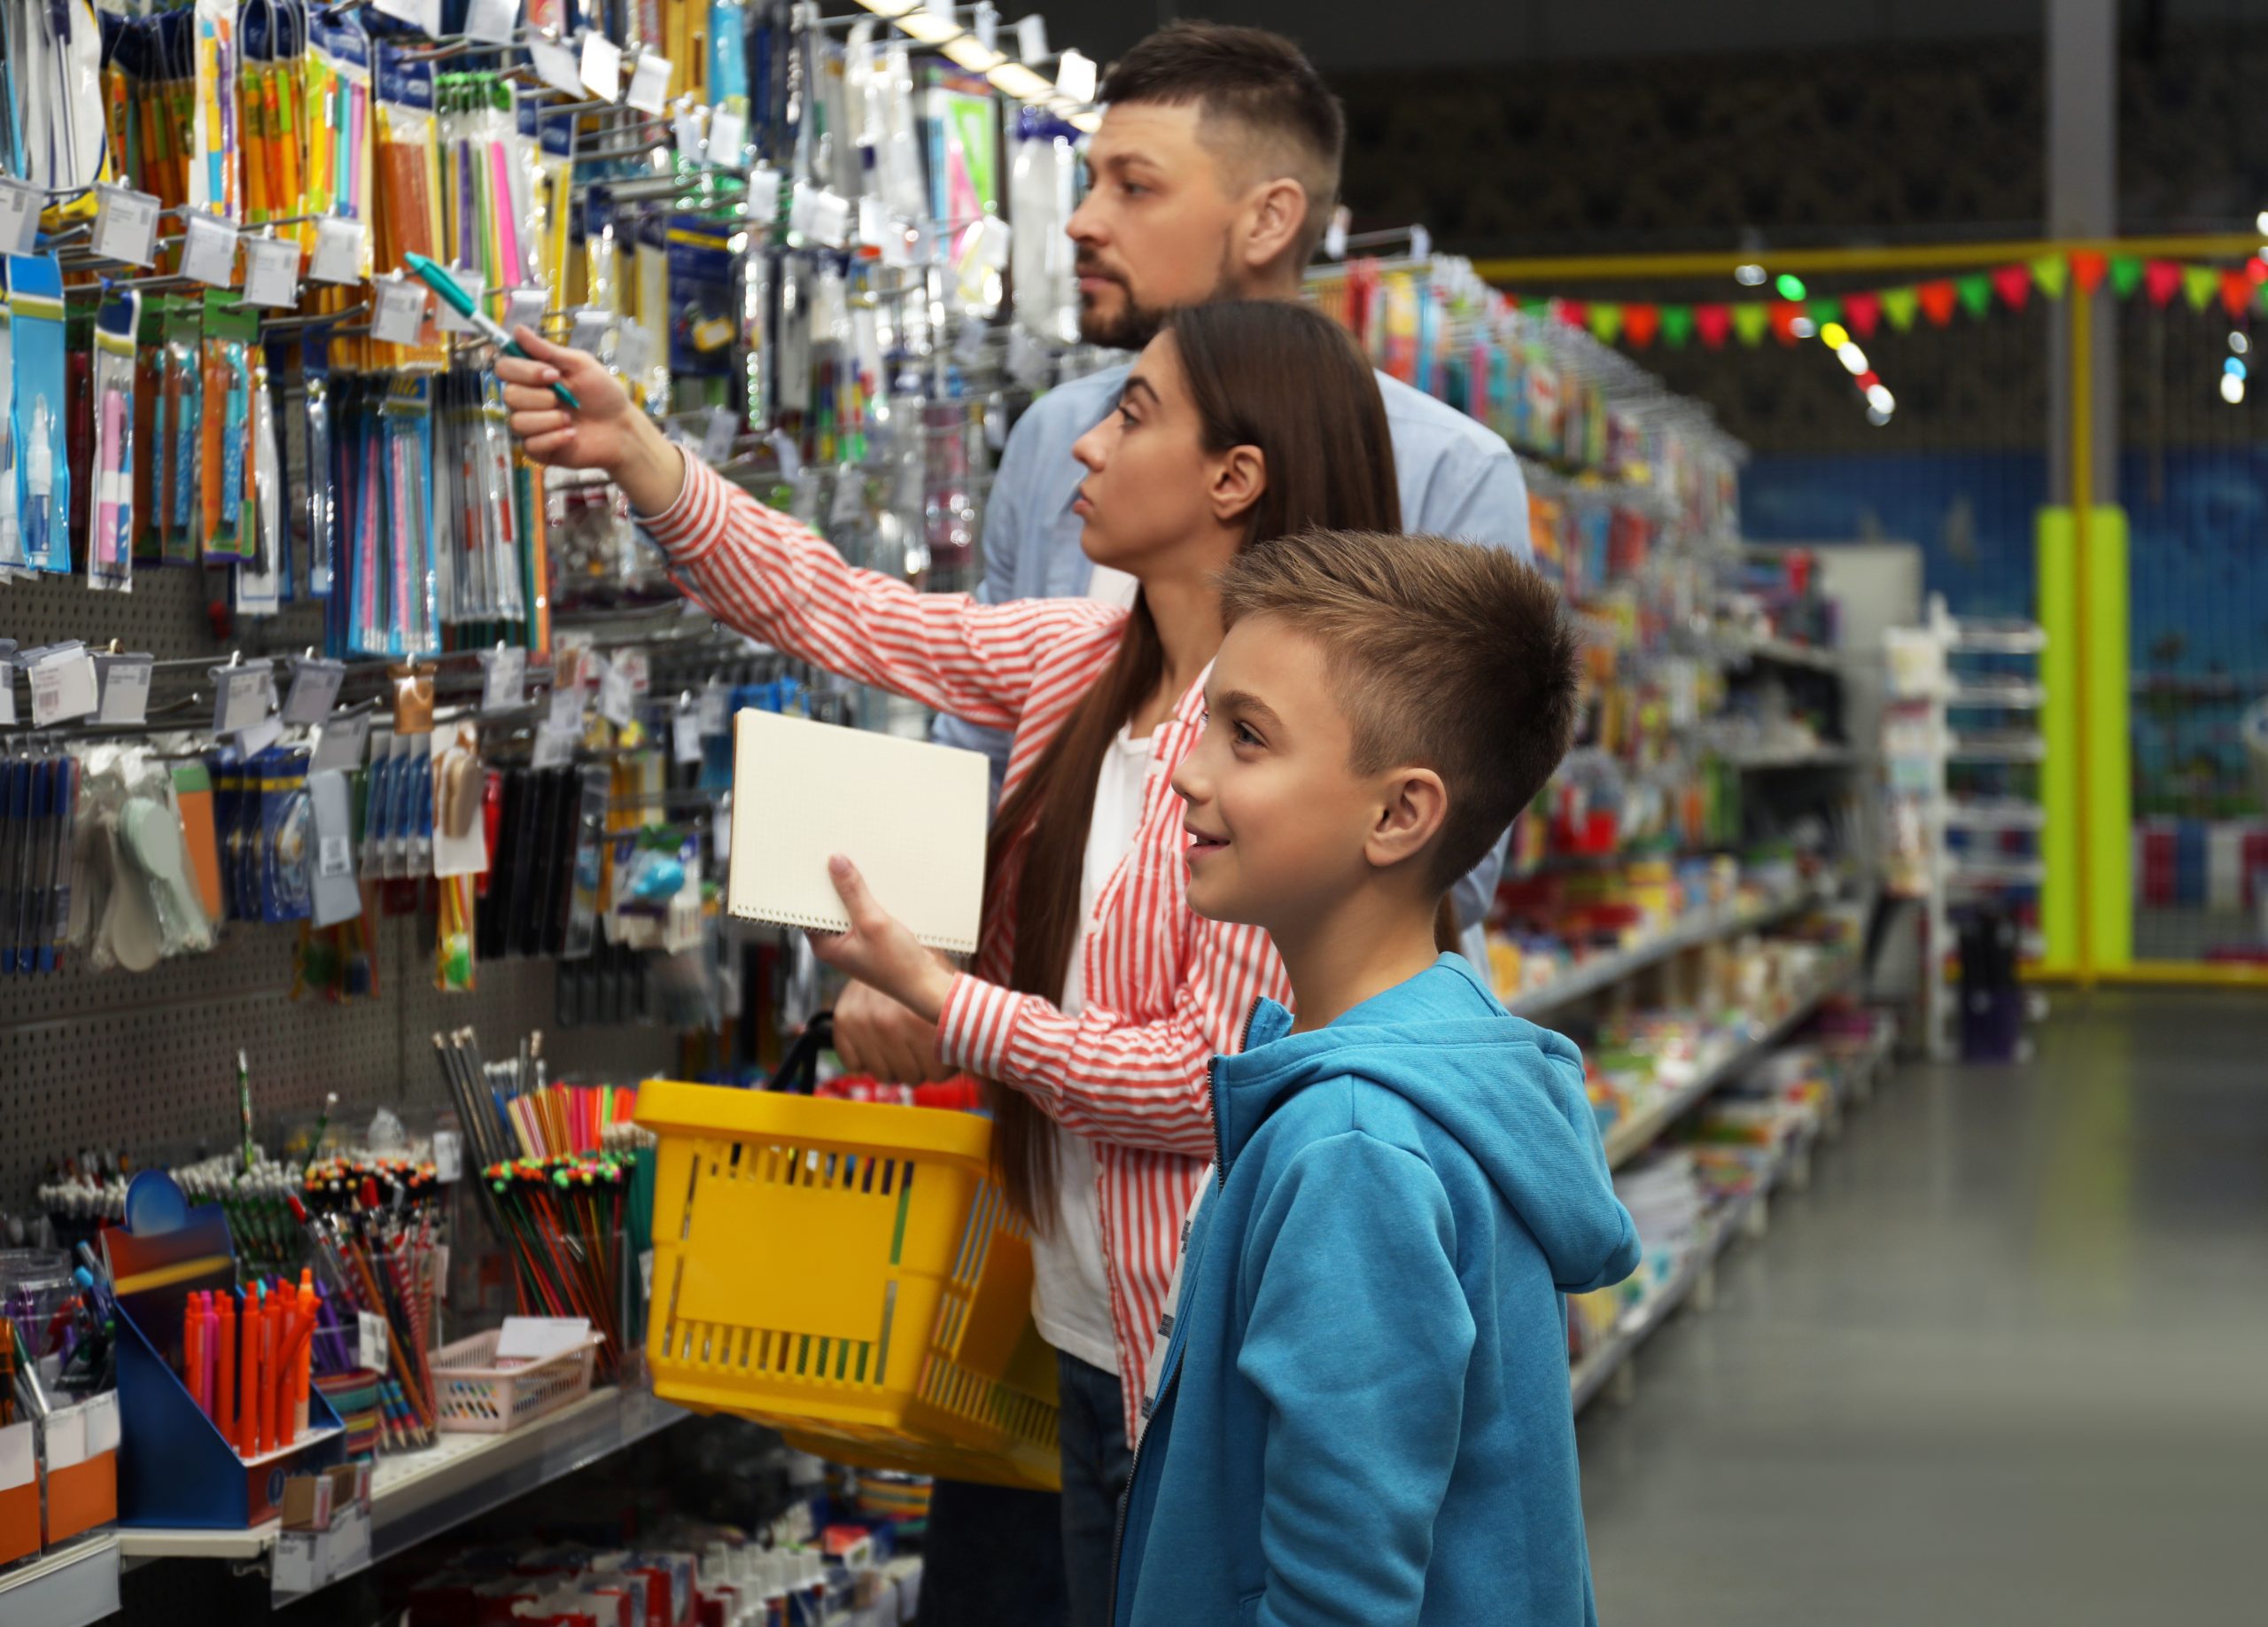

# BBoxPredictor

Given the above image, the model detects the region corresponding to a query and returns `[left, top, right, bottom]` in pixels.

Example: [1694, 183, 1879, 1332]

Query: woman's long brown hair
[983, 300, 1402, 1229]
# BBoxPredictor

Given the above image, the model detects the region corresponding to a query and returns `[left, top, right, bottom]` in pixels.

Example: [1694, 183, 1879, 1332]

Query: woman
[499, 300, 1400, 1623]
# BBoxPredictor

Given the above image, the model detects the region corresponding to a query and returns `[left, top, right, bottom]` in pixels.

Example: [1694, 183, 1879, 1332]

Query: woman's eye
[1117, 405, 1138, 429]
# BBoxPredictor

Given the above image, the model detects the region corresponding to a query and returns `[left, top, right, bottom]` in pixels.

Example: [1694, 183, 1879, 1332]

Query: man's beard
[1077, 280, 1171, 350]
[1075, 254, 1239, 351]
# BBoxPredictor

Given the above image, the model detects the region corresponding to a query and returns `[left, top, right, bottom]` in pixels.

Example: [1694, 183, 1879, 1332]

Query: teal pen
[400, 253, 581, 410]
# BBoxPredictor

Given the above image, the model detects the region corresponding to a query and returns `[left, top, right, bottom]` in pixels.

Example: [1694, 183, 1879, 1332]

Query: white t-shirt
[1029, 721, 1153, 1376]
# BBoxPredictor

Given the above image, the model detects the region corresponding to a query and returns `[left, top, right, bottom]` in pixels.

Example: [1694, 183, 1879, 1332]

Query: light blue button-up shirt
[936, 360, 1534, 946]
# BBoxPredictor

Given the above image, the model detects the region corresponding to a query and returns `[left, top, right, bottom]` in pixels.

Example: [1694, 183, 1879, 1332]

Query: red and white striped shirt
[644, 460, 1288, 1436]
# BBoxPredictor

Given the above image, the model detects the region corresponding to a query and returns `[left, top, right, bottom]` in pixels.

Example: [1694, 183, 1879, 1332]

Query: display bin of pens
[429, 1327, 603, 1435]
[633, 1071, 1063, 1494]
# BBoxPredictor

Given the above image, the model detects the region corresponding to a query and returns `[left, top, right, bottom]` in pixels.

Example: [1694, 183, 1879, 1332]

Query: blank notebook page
[726, 709, 990, 954]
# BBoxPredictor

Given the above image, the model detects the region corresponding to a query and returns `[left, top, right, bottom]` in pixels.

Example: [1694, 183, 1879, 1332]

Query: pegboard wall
[1, 566, 680, 1208]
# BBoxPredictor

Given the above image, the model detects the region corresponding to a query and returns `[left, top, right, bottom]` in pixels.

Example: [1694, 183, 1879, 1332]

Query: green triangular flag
[1659, 305, 1696, 348]
[1731, 303, 1772, 346]
[1807, 297, 1843, 330]
[2181, 265, 2219, 312]
[2029, 255, 2069, 300]
[2109, 255, 2144, 300]
[1518, 298, 1552, 320]
[1880, 286, 1920, 331]
[1955, 273, 1993, 319]
[1588, 303, 1624, 344]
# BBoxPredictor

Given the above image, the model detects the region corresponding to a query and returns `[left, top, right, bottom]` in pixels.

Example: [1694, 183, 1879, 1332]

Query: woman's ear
[1208, 444, 1267, 526]
[1364, 767, 1450, 874]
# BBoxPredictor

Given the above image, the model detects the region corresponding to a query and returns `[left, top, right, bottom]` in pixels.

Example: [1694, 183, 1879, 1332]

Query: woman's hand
[807, 856, 955, 1024]
[835, 979, 947, 1084]
[496, 326, 687, 516]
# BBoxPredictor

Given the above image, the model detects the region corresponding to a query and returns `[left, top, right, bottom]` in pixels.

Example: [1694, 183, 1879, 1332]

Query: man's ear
[1365, 767, 1450, 872]
[1237, 176, 1309, 276]
[1208, 444, 1267, 527]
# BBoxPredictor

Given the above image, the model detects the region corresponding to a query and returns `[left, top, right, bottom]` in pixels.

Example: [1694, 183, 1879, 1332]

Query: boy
[1118, 529, 1640, 1626]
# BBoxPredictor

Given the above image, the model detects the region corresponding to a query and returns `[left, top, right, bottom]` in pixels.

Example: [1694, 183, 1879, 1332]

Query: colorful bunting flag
[1991, 263, 2032, 310]
[2069, 251, 2109, 296]
[2222, 269, 2254, 318]
[1622, 303, 1660, 347]
[2029, 255, 2070, 299]
[1842, 291, 1883, 339]
[1768, 301, 1802, 345]
[1588, 302, 1625, 343]
[1660, 305, 1696, 348]
[2109, 256, 2145, 300]
[1881, 286, 1921, 331]
[1557, 299, 1588, 331]
[1695, 304, 1731, 348]
[1916, 281, 1959, 326]
[1954, 273, 1993, 319]
[2180, 264, 2219, 312]
[1731, 302, 1771, 346]
[2142, 260, 2183, 307]
[1806, 297, 1843, 331]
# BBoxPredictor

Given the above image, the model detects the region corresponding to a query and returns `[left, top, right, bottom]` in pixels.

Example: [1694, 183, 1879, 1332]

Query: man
[863, 24, 1534, 1627]
[841, 20, 1531, 1086]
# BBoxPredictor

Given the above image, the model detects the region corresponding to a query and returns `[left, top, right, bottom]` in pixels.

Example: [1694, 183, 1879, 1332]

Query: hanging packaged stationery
[1010, 109, 1079, 345]
[190, 0, 240, 220]
[307, 7, 375, 271]
[199, 293, 258, 563]
[381, 378, 439, 658]
[373, 46, 441, 281]
[257, 746, 312, 922]
[666, 209, 737, 384]
[431, 720, 484, 993]
[87, 291, 141, 592]
[299, 327, 336, 598]
[0, 276, 22, 581]
[155, 298, 204, 567]
[8, 255, 71, 575]
[234, 339, 286, 615]
[2, 0, 110, 205]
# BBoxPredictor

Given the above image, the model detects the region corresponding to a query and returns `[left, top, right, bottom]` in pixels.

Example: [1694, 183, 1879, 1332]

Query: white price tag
[616, 648, 650, 695]
[214, 664, 275, 734]
[374, 0, 439, 32]
[318, 834, 353, 878]
[502, 288, 549, 339]
[700, 405, 739, 463]
[90, 185, 161, 268]
[95, 654, 154, 725]
[532, 724, 575, 769]
[707, 107, 748, 165]
[547, 685, 585, 734]
[0, 678, 15, 727]
[481, 647, 525, 712]
[183, 210, 239, 287]
[625, 51, 672, 114]
[308, 216, 365, 284]
[568, 307, 615, 354]
[30, 650, 99, 727]
[973, 214, 1012, 271]
[858, 196, 890, 250]
[242, 235, 302, 307]
[1015, 14, 1048, 63]
[358, 1310, 390, 1374]
[1055, 46, 1097, 103]
[791, 184, 850, 248]
[312, 710, 371, 774]
[697, 683, 729, 736]
[496, 1315, 591, 1361]
[673, 102, 707, 162]
[747, 164, 781, 221]
[436, 268, 484, 335]
[529, 37, 583, 97]
[431, 1129, 462, 1182]
[84, 1392, 120, 1456]
[44, 1405, 88, 1470]
[672, 705, 703, 765]
[596, 659, 636, 727]
[237, 715, 286, 757]
[0, 177, 44, 256]
[283, 658, 346, 725]
[272, 1532, 319, 1600]
[579, 30, 624, 99]
[615, 317, 654, 377]
[371, 278, 428, 346]
[330, 1506, 371, 1576]
[464, 0, 517, 44]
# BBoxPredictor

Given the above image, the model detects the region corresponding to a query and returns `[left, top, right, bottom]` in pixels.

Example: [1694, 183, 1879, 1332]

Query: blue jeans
[1056, 1351, 1133, 1627]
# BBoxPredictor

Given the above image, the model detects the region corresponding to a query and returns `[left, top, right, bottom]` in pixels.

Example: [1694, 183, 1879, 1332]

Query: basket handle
[767, 1012, 834, 1094]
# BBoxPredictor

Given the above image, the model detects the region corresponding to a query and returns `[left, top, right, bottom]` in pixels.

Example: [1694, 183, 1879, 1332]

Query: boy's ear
[1365, 766, 1449, 873]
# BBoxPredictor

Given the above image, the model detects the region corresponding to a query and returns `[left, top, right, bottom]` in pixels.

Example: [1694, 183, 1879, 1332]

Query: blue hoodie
[1112, 954, 1641, 1627]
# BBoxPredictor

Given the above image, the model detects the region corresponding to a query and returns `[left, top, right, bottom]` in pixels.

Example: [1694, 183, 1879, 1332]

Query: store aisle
[1577, 991, 2268, 1626]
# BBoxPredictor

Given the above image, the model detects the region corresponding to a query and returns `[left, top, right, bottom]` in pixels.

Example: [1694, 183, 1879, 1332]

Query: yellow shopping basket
[637, 1047, 1060, 1491]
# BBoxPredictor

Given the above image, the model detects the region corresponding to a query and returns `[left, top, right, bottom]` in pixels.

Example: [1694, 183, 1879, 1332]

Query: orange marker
[183, 1293, 207, 1416]
[236, 1291, 256, 1457]
[216, 1292, 237, 1447]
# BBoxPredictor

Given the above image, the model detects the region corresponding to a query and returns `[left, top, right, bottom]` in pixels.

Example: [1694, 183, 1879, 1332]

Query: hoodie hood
[1214, 954, 1635, 1294]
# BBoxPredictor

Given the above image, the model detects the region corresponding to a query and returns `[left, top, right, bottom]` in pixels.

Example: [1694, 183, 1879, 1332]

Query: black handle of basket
[767, 1012, 834, 1094]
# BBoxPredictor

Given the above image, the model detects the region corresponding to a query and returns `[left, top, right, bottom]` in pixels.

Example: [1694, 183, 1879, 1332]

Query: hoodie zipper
[1107, 997, 1266, 1623]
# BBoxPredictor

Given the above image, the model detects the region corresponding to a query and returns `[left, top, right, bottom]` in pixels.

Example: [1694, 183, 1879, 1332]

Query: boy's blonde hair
[1217, 530, 1582, 891]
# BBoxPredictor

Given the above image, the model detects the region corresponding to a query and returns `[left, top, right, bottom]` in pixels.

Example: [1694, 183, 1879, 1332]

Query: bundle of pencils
[431, 1028, 642, 1164]
[289, 1162, 445, 1453]
[483, 1156, 632, 1379]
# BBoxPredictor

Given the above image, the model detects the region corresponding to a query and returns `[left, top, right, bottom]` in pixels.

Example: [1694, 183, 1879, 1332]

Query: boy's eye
[1233, 721, 1262, 748]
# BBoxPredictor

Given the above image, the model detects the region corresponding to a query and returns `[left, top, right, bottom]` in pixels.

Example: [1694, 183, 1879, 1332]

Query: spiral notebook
[726, 709, 990, 954]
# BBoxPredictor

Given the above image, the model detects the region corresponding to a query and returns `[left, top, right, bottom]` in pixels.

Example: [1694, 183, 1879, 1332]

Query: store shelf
[1944, 799, 2047, 831]
[1725, 744, 1867, 771]
[1599, 960, 1858, 1169]
[0, 1532, 120, 1627]
[1947, 857, 2048, 888]
[117, 1386, 686, 1585]
[1946, 618, 2046, 655]
[1726, 634, 1845, 673]
[1946, 734, 2046, 763]
[1503, 875, 1844, 1020]
[1946, 680, 2045, 708]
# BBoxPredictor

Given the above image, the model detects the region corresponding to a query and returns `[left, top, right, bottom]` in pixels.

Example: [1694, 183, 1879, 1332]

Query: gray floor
[1577, 990, 2268, 1626]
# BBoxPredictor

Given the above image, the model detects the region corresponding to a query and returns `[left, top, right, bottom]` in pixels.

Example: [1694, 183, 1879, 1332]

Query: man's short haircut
[1218, 531, 1583, 892]
[1099, 21, 1345, 265]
